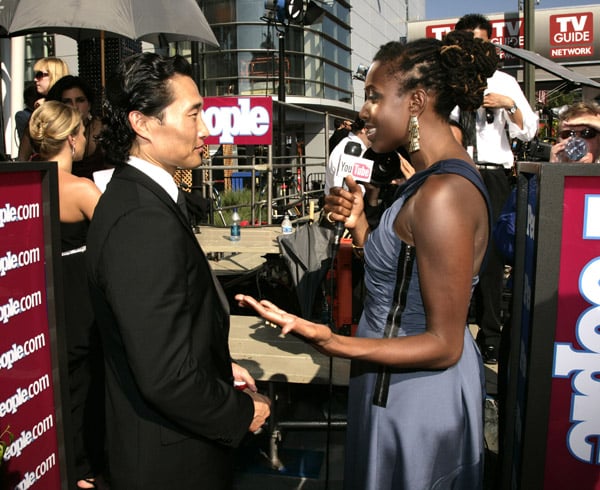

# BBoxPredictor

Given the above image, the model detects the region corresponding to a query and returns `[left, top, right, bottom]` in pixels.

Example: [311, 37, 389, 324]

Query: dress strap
[372, 242, 415, 407]
[61, 245, 87, 257]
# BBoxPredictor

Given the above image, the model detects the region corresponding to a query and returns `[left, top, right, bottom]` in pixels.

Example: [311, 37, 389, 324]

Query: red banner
[409, 6, 599, 64]
[202, 96, 273, 146]
[546, 176, 600, 489]
[0, 170, 62, 489]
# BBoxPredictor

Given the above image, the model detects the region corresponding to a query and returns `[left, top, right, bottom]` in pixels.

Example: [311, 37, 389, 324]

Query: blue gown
[344, 159, 491, 490]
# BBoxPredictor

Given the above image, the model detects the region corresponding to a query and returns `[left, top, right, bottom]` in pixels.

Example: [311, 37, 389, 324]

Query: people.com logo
[203, 97, 273, 146]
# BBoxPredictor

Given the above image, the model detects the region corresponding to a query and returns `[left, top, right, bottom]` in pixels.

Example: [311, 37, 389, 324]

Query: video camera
[512, 138, 553, 162]
[525, 139, 553, 161]
[363, 147, 411, 186]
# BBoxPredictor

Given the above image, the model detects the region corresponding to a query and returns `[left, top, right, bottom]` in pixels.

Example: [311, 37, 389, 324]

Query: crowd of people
[5, 10, 600, 490]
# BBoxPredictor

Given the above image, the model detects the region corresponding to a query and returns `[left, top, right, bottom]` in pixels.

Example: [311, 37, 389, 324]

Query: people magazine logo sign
[202, 97, 272, 146]
[545, 178, 600, 489]
[0, 170, 62, 489]
[549, 12, 594, 59]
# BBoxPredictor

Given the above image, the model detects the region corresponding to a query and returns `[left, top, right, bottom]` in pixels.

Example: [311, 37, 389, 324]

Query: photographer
[549, 101, 600, 163]
[496, 100, 600, 265]
[325, 116, 370, 194]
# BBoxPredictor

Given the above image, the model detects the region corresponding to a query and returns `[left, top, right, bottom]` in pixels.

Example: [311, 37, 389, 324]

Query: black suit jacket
[87, 165, 253, 489]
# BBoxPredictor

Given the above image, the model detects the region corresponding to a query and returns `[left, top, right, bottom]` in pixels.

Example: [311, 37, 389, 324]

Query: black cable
[324, 242, 340, 489]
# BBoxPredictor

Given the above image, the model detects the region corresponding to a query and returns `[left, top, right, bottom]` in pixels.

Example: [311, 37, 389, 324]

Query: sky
[426, 0, 599, 20]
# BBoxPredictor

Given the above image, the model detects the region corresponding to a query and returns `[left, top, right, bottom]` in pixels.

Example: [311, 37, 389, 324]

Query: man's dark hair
[351, 116, 365, 133]
[99, 52, 193, 166]
[455, 13, 493, 39]
[23, 83, 42, 110]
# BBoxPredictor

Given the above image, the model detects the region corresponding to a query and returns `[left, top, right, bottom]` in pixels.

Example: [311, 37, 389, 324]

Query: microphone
[343, 141, 362, 157]
[331, 141, 374, 249]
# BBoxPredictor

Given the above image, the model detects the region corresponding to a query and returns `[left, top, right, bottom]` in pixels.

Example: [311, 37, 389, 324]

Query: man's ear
[128, 110, 152, 141]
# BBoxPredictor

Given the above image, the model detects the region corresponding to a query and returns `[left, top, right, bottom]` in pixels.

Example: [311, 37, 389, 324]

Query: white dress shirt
[127, 156, 179, 202]
[451, 70, 539, 168]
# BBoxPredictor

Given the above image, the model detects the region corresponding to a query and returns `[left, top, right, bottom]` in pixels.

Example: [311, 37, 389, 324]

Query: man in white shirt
[454, 13, 538, 366]
[452, 69, 539, 166]
[325, 116, 370, 194]
[452, 15, 539, 168]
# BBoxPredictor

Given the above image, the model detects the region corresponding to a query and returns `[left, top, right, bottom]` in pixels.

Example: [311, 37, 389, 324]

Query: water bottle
[564, 136, 588, 162]
[281, 215, 293, 235]
[230, 208, 241, 241]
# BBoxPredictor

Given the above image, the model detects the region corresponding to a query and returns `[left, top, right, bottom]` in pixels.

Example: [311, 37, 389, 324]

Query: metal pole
[267, 145, 273, 225]
[523, 0, 536, 107]
[278, 29, 286, 159]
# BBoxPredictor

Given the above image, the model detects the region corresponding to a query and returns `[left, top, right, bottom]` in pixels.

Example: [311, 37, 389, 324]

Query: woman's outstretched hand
[235, 294, 333, 349]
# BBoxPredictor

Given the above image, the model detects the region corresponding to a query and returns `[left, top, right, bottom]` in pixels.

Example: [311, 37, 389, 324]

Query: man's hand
[231, 362, 257, 392]
[246, 390, 271, 433]
[483, 92, 513, 111]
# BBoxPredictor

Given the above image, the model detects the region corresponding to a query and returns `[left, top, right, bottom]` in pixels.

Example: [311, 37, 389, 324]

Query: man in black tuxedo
[86, 53, 270, 489]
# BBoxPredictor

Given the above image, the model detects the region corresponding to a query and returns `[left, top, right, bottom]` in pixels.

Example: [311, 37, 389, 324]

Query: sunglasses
[34, 71, 49, 80]
[559, 128, 598, 140]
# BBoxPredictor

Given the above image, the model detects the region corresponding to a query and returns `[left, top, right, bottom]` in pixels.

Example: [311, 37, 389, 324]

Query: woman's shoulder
[412, 160, 485, 207]
[60, 170, 101, 194]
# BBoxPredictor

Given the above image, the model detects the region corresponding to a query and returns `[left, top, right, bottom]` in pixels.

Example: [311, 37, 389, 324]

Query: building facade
[3, 1, 420, 159]
[192, 0, 421, 158]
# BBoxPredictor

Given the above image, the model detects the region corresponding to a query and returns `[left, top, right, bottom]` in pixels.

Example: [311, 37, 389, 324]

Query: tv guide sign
[408, 5, 598, 64]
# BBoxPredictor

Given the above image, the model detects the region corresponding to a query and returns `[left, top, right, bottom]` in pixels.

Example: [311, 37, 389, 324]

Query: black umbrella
[499, 44, 600, 88]
[278, 221, 335, 318]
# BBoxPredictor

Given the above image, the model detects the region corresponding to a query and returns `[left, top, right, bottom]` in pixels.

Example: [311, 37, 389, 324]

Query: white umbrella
[5, 0, 219, 87]
[7, 0, 218, 46]
[0, 0, 19, 35]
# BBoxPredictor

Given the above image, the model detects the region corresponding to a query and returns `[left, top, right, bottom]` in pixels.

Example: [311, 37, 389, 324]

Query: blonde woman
[29, 101, 104, 490]
[18, 57, 69, 160]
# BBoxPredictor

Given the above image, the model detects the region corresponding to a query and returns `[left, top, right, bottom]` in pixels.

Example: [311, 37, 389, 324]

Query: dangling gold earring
[408, 115, 420, 153]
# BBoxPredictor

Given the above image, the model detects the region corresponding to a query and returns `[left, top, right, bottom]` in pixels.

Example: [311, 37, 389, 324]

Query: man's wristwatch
[508, 103, 518, 115]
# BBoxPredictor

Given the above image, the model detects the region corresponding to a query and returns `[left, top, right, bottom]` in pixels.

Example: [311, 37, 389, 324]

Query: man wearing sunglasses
[550, 101, 600, 163]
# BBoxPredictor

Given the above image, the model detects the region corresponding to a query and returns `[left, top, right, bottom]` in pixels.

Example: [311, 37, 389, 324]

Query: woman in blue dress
[237, 31, 497, 489]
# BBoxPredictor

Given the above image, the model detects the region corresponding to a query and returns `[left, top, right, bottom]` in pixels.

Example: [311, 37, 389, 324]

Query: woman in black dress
[29, 101, 104, 489]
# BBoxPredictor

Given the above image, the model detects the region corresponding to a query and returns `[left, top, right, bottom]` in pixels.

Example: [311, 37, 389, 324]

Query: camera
[523, 139, 552, 161]
[363, 147, 409, 185]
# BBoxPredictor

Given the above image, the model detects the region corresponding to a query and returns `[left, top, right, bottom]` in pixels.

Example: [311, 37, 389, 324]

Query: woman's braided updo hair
[373, 30, 498, 117]
[28, 101, 81, 159]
